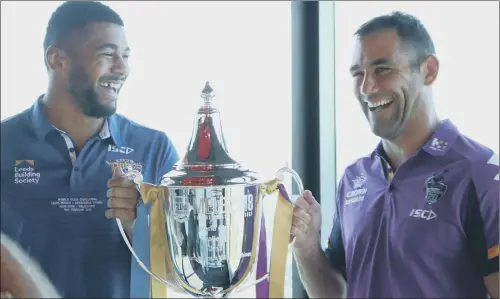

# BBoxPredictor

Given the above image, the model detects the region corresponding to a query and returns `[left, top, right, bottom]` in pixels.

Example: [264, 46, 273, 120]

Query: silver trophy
[116, 82, 303, 298]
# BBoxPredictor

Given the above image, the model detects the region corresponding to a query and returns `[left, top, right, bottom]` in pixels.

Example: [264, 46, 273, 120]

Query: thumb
[113, 166, 124, 177]
[303, 190, 316, 204]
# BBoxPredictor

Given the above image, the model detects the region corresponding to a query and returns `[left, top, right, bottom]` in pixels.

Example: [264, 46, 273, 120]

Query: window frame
[290, 1, 337, 297]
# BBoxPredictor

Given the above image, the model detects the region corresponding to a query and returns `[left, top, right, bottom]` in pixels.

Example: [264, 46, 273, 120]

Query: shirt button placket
[384, 183, 396, 213]
[61, 133, 79, 190]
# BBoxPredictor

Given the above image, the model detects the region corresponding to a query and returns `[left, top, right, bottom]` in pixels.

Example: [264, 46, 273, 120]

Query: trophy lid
[161, 82, 259, 187]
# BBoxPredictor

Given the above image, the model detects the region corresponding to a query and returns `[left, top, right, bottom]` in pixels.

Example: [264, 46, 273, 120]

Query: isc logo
[108, 145, 134, 154]
[409, 209, 437, 220]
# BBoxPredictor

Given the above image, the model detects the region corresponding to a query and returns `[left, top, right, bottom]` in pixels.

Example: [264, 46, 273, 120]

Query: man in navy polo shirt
[290, 11, 499, 298]
[1, 2, 178, 298]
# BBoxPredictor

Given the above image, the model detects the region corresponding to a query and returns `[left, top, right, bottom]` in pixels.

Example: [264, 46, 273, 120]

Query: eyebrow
[96, 43, 131, 52]
[350, 58, 392, 73]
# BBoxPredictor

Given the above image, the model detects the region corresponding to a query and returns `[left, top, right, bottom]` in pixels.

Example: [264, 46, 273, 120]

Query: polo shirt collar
[29, 95, 121, 146]
[30, 95, 54, 141]
[421, 119, 459, 156]
[106, 114, 123, 147]
[372, 119, 459, 159]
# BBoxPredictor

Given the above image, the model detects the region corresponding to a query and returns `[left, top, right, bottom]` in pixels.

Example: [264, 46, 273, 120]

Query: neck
[42, 88, 105, 149]
[382, 110, 440, 169]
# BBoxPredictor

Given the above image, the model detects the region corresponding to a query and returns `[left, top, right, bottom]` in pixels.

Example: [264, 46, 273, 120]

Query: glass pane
[1, 1, 292, 298]
[334, 1, 499, 179]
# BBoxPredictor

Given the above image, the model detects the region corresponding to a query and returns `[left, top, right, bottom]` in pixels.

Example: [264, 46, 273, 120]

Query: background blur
[1, 1, 498, 297]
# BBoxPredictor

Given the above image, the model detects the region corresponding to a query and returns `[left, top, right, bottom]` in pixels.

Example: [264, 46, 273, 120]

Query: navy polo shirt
[1, 97, 179, 298]
[326, 120, 499, 298]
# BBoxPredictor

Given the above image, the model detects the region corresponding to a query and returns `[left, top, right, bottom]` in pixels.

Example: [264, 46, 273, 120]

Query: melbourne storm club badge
[424, 171, 447, 204]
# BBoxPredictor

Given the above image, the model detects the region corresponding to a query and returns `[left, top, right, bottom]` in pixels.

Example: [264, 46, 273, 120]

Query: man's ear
[422, 55, 439, 86]
[45, 46, 70, 72]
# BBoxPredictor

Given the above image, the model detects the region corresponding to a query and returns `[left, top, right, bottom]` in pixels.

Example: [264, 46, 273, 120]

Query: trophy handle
[276, 167, 304, 198]
[275, 166, 304, 246]
[234, 167, 304, 296]
[113, 171, 181, 290]
[115, 218, 179, 289]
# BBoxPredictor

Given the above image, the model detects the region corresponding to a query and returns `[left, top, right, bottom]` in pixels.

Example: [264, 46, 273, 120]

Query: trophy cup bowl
[115, 82, 303, 298]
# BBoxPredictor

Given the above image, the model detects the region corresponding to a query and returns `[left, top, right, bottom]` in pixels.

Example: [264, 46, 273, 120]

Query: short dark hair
[43, 1, 124, 53]
[355, 11, 436, 65]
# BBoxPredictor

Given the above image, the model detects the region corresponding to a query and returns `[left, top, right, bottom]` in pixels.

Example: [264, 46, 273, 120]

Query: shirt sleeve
[467, 152, 499, 276]
[325, 211, 346, 276]
[155, 132, 180, 183]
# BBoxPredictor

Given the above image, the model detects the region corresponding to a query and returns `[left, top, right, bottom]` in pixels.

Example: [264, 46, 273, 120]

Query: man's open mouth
[99, 81, 122, 94]
[367, 98, 394, 112]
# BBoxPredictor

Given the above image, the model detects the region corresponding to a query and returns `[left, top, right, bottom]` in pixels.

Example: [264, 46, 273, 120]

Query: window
[1, 1, 293, 298]
[334, 2, 499, 179]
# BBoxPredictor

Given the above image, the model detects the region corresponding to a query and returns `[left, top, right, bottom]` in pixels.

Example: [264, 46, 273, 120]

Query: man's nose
[360, 73, 378, 96]
[111, 56, 129, 77]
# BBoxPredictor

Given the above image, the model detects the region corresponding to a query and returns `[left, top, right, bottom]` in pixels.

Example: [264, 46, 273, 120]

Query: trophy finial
[201, 81, 214, 104]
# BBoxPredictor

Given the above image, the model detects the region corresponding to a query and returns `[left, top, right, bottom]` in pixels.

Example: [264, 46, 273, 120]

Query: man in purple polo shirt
[290, 11, 499, 298]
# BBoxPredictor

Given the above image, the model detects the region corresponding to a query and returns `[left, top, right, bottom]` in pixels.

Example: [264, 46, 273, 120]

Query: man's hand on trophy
[291, 190, 322, 250]
[105, 166, 139, 234]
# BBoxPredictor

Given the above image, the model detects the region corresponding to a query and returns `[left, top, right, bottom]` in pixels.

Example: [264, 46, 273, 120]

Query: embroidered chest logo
[424, 171, 448, 205]
[14, 160, 41, 184]
[345, 175, 367, 206]
[409, 170, 448, 221]
[106, 159, 143, 174]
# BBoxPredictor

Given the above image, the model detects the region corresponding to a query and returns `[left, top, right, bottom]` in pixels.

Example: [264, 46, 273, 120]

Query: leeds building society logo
[429, 138, 448, 152]
[345, 175, 367, 206]
[14, 160, 41, 184]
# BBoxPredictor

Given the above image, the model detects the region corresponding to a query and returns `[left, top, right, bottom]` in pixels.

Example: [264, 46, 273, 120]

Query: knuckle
[126, 197, 138, 208]
[121, 209, 136, 221]
[108, 177, 121, 187]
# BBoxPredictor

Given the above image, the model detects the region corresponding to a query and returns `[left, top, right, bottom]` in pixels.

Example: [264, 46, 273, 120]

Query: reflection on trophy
[117, 82, 304, 298]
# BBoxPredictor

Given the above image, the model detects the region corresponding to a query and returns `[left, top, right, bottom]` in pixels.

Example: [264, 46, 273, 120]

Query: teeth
[367, 98, 393, 108]
[99, 82, 121, 90]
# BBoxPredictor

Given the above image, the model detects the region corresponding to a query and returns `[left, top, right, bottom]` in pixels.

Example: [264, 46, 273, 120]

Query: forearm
[294, 243, 347, 298]
[485, 272, 499, 299]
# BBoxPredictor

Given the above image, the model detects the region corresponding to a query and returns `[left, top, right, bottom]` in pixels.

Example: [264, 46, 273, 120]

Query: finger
[107, 177, 136, 188]
[107, 187, 139, 200]
[295, 196, 311, 212]
[107, 197, 138, 209]
[113, 166, 124, 178]
[292, 216, 309, 234]
[105, 208, 136, 221]
[302, 190, 316, 205]
[290, 225, 307, 240]
[293, 207, 311, 224]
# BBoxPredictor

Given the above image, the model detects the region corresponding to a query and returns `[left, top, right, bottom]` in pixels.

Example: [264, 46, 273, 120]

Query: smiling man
[1, 2, 178, 298]
[291, 11, 499, 298]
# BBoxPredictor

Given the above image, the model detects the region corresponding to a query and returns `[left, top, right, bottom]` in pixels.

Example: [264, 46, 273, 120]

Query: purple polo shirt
[326, 120, 499, 298]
